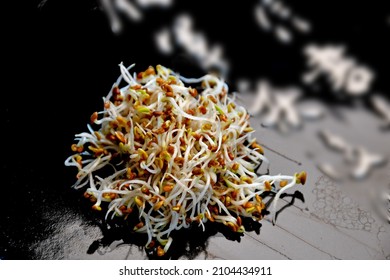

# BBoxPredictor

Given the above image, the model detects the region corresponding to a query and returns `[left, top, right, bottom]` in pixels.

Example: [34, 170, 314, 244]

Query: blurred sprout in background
[303, 44, 375, 96]
[254, 0, 311, 44]
[154, 14, 229, 78]
[99, 0, 174, 33]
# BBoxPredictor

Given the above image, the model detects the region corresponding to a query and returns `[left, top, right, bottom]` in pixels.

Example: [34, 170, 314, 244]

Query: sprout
[65, 63, 306, 255]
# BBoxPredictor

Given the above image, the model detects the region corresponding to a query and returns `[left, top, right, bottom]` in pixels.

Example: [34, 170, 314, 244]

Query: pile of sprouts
[65, 63, 307, 256]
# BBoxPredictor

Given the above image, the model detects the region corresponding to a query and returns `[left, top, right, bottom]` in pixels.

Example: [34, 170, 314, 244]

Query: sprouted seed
[65, 63, 307, 256]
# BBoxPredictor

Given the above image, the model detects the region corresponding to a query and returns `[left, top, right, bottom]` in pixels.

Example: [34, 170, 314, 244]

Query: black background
[1, 0, 389, 259]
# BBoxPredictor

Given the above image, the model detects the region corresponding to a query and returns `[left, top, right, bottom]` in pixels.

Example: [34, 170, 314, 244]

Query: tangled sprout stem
[65, 63, 307, 256]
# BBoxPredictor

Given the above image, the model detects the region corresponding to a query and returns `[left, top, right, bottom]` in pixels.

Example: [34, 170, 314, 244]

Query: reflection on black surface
[86, 210, 263, 260]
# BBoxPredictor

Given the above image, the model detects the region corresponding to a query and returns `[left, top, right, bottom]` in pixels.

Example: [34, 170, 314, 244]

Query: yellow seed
[88, 146, 106, 156]
[71, 144, 78, 152]
[172, 205, 181, 212]
[116, 116, 127, 126]
[115, 131, 126, 143]
[296, 171, 307, 185]
[225, 196, 231, 207]
[155, 158, 164, 169]
[126, 168, 135, 179]
[145, 130, 153, 137]
[246, 206, 256, 213]
[144, 66, 156, 76]
[241, 176, 253, 184]
[237, 225, 245, 233]
[264, 181, 272, 191]
[202, 123, 212, 130]
[157, 246, 165, 257]
[208, 95, 217, 103]
[232, 162, 239, 171]
[251, 142, 264, 154]
[255, 194, 262, 203]
[226, 222, 237, 232]
[134, 126, 142, 139]
[161, 120, 171, 130]
[279, 180, 288, 188]
[227, 103, 233, 113]
[75, 154, 82, 164]
[138, 148, 148, 160]
[94, 131, 102, 140]
[167, 75, 177, 84]
[222, 134, 228, 143]
[134, 196, 144, 207]
[92, 205, 101, 211]
[135, 105, 151, 114]
[153, 200, 164, 211]
[160, 150, 171, 161]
